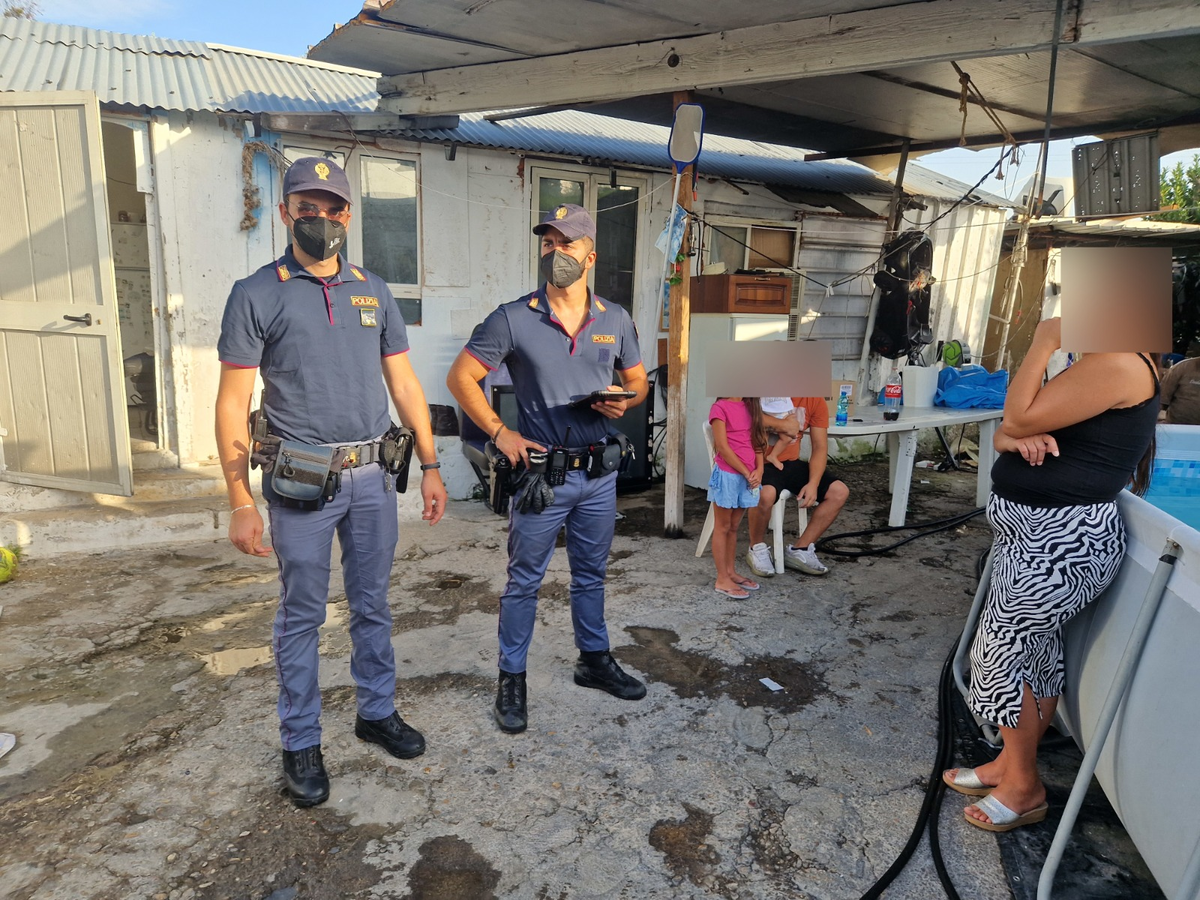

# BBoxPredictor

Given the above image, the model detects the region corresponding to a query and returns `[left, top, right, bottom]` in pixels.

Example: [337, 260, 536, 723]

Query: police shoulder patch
[351, 296, 379, 307]
[593, 334, 616, 344]
[276, 264, 290, 282]
[348, 265, 367, 282]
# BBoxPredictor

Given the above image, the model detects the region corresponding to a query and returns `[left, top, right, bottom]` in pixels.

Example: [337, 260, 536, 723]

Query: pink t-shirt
[709, 399, 756, 473]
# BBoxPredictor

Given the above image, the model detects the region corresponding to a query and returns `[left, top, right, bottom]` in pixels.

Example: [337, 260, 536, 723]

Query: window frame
[528, 164, 648, 311]
[281, 142, 423, 322]
[702, 216, 801, 273]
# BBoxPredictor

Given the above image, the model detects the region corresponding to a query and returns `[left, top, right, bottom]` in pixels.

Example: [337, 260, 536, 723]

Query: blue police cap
[283, 157, 352, 204]
[533, 203, 596, 243]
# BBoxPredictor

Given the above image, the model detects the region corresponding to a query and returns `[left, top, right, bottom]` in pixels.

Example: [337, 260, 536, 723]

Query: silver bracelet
[230, 503, 256, 514]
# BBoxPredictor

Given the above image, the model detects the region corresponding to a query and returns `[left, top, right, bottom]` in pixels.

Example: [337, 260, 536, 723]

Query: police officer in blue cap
[447, 203, 650, 734]
[215, 157, 447, 806]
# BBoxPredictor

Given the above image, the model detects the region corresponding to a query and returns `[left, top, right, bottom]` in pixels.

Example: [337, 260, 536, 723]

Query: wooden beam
[663, 91, 695, 539]
[376, 0, 1200, 116]
[260, 112, 460, 133]
[806, 107, 1200, 159]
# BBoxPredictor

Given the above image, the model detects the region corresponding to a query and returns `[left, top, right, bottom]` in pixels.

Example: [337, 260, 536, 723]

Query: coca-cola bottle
[883, 371, 902, 421]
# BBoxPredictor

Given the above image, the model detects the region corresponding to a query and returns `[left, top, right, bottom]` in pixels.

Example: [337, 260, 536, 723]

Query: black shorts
[761, 460, 839, 501]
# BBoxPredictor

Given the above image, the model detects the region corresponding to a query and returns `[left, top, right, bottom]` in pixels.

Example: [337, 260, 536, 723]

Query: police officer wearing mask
[215, 157, 447, 807]
[447, 204, 650, 734]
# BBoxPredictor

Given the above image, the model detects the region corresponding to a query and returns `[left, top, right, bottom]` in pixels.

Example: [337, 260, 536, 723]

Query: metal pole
[953, 547, 992, 699]
[1037, 540, 1181, 900]
[856, 138, 911, 397]
[995, 0, 1064, 373]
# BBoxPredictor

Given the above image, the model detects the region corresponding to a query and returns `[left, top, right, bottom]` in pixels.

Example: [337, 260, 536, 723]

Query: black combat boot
[355, 711, 426, 759]
[574, 650, 647, 700]
[282, 745, 330, 807]
[494, 670, 528, 734]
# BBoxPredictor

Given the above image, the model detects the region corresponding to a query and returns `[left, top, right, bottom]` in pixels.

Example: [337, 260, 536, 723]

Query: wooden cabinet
[689, 274, 792, 315]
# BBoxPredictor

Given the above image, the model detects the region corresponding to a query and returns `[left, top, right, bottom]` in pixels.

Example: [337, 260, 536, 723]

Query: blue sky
[37, 0, 361, 57]
[36, 0, 1197, 200]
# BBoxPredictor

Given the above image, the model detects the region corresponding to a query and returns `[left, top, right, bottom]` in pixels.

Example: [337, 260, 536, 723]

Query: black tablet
[568, 389, 636, 409]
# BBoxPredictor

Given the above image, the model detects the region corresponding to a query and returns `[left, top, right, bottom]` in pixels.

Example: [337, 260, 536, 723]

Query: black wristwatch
[420, 462, 441, 471]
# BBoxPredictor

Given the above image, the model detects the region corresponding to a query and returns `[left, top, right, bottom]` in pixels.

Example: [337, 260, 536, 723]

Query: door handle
[63, 313, 93, 326]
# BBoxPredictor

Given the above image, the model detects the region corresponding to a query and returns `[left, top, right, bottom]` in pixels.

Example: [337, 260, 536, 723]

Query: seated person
[1161, 355, 1200, 425]
[745, 397, 850, 576]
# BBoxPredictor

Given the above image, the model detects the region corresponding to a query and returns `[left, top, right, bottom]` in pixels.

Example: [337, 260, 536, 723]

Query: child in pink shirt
[708, 397, 766, 599]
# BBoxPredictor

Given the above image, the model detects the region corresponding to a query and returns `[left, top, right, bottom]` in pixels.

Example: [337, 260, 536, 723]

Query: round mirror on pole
[661, 103, 705, 304]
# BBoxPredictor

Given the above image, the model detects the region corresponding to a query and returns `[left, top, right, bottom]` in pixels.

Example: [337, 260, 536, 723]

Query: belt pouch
[380, 425, 416, 492]
[270, 441, 336, 504]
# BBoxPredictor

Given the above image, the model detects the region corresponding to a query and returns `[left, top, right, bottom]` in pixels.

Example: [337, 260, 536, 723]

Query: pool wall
[1059, 424, 1200, 899]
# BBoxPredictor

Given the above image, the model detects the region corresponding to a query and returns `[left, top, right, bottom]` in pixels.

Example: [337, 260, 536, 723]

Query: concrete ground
[0, 460, 1145, 900]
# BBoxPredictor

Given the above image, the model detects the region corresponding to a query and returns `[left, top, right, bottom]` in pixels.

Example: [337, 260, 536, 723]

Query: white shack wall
[863, 201, 1008, 395]
[151, 112, 282, 465]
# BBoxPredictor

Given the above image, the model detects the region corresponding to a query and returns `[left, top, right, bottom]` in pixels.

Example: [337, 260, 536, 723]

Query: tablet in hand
[569, 389, 636, 409]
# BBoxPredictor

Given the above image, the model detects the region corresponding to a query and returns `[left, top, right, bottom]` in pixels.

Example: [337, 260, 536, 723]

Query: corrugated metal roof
[393, 109, 1011, 206]
[0, 19, 378, 114]
[0, 19, 1008, 206]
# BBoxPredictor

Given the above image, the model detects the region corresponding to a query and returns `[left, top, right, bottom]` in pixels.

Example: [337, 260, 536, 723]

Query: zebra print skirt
[967, 493, 1126, 729]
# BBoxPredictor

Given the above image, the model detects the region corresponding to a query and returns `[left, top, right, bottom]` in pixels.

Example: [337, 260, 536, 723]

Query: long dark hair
[1129, 352, 1159, 497]
[743, 398, 767, 453]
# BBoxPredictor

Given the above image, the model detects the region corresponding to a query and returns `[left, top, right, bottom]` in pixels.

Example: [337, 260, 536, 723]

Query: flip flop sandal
[715, 587, 751, 600]
[943, 767, 993, 797]
[733, 579, 760, 591]
[964, 794, 1049, 832]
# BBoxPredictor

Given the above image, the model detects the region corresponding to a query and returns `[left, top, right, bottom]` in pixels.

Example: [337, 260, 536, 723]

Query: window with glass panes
[283, 146, 422, 325]
[532, 168, 643, 316]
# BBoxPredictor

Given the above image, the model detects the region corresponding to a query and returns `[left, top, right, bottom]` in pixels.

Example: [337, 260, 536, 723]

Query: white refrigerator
[684, 313, 790, 488]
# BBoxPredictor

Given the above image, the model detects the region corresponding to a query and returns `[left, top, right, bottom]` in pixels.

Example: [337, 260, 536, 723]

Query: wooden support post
[663, 92, 695, 538]
[856, 139, 909, 395]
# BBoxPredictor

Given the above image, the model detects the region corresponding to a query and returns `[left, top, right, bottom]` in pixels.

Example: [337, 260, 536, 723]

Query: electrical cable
[815, 507, 985, 558]
[858, 636, 964, 900]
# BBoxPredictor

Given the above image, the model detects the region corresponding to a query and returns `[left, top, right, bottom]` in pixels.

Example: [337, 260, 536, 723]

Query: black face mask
[290, 216, 346, 262]
[539, 248, 586, 289]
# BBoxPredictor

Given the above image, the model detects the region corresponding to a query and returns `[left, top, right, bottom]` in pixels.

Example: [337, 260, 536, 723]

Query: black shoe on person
[494, 670, 528, 734]
[355, 711, 426, 759]
[282, 745, 330, 808]
[574, 651, 647, 700]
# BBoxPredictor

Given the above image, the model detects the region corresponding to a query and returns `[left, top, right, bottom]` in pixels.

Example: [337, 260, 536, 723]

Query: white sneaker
[745, 542, 775, 577]
[783, 543, 828, 575]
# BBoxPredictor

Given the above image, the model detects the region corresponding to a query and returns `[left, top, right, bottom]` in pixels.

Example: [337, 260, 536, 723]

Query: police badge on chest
[360, 308, 377, 327]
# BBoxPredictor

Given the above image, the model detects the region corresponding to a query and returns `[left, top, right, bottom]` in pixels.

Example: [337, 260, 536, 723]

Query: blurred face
[1060, 247, 1172, 353]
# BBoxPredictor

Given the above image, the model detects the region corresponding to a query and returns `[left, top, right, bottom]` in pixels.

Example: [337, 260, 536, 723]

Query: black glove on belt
[516, 471, 555, 514]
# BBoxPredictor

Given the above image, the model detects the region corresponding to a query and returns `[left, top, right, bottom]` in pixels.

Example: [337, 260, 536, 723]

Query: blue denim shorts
[707, 467, 761, 509]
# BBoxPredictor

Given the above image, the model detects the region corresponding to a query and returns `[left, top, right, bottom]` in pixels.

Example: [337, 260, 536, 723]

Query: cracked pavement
[1, 461, 1023, 899]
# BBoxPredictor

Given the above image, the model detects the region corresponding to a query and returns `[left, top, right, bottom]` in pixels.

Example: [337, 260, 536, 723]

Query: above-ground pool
[1059, 424, 1200, 899]
[1143, 424, 1200, 530]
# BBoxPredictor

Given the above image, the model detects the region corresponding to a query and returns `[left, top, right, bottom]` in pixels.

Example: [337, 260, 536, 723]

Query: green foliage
[1157, 154, 1200, 225]
[2, 1, 40, 18]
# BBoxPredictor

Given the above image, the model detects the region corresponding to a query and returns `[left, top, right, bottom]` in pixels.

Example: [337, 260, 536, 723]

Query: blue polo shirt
[465, 288, 641, 447]
[217, 249, 408, 444]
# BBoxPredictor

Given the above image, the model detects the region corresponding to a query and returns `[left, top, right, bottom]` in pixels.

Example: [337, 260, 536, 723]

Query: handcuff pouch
[380, 424, 416, 493]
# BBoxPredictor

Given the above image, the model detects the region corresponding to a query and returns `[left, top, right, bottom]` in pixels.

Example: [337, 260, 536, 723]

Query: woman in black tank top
[943, 317, 1159, 834]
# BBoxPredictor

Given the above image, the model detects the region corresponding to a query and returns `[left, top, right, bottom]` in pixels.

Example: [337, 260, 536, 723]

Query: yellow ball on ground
[0, 547, 17, 584]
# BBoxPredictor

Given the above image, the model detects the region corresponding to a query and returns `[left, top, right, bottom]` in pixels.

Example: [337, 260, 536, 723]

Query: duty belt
[333, 440, 384, 469]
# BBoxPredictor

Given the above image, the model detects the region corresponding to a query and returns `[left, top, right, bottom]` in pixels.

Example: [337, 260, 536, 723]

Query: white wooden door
[0, 91, 132, 496]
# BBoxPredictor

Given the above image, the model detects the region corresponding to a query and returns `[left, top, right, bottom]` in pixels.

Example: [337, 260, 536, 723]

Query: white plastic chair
[695, 421, 807, 574]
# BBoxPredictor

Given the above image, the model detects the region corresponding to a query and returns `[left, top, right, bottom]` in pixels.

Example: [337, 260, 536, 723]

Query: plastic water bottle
[835, 390, 849, 426]
[883, 371, 902, 421]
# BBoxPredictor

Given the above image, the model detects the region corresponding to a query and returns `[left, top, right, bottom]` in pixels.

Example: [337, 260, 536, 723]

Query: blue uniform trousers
[499, 469, 617, 673]
[267, 463, 399, 751]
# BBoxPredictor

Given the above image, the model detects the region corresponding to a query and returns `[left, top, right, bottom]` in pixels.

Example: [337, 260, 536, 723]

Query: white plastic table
[829, 406, 1003, 526]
